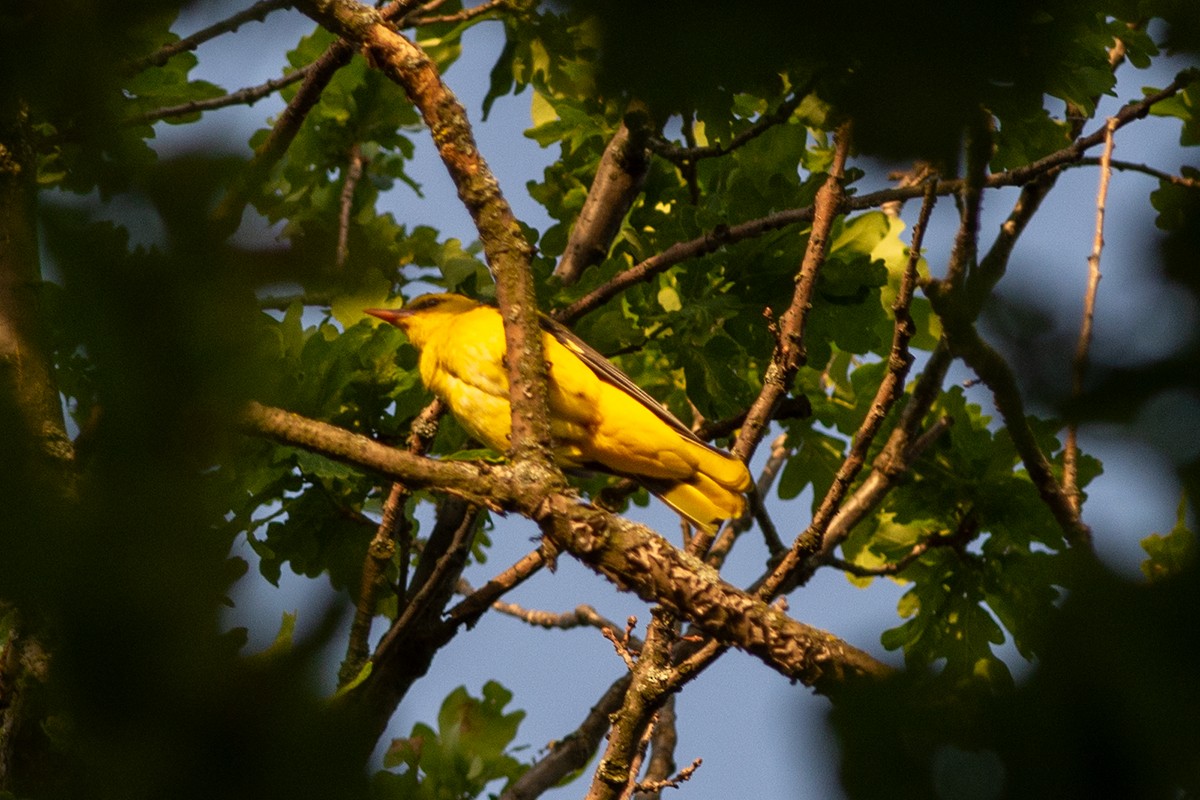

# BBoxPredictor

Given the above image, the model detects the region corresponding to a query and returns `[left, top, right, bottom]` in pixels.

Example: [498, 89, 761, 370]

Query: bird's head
[365, 293, 482, 349]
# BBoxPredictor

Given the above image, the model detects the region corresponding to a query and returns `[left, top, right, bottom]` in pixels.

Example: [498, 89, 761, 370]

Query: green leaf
[377, 682, 528, 799]
[778, 426, 844, 508]
[1141, 495, 1196, 582]
[1149, 82, 1200, 147]
[330, 270, 394, 328]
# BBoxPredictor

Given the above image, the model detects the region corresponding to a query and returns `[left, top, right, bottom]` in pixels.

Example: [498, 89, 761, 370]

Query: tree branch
[210, 40, 356, 236]
[1064, 118, 1117, 512]
[731, 123, 852, 465]
[555, 103, 652, 285]
[406, 0, 507, 27]
[767, 182, 938, 591]
[555, 73, 1196, 324]
[499, 676, 634, 800]
[335, 142, 366, 270]
[633, 697, 681, 800]
[1073, 156, 1200, 188]
[127, 67, 312, 126]
[208, 0, 423, 235]
[647, 87, 808, 163]
[337, 398, 441, 688]
[294, 0, 551, 466]
[444, 547, 547, 629]
[129, 0, 294, 72]
[585, 609, 677, 800]
[239, 402, 891, 690]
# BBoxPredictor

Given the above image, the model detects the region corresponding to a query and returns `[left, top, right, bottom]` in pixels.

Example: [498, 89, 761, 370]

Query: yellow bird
[365, 293, 751, 532]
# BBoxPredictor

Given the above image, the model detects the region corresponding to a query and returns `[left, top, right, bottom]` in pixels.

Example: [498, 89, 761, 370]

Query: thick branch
[240, 402, 890, 690]
[555, 104, 652, 285]
[0, 107, 74, 489]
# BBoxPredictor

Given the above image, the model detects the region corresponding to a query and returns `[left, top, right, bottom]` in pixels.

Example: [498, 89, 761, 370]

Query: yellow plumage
[366, 293, 751, 533]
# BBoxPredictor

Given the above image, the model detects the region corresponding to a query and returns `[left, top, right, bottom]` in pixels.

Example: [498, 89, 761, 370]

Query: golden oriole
[366, 294, 751, 532]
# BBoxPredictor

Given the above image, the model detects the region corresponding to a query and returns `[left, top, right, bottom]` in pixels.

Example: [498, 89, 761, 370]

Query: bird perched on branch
[366, 293, 751, 532]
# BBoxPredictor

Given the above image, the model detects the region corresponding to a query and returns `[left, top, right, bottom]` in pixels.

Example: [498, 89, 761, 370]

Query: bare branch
[407, 0, 507, 27]
[634, 756, 701, 797]
[708, 432, 791, 567]
[128, 67, 312, 126]
[647, 86, 808, 163]
[585, 610, 676, 800]
[555, 104, 652, 285]
[633, 697, 681, 800]
[556, 73, 1196, 324]
[444, 547, 547, 628]
[732, 122, 852, 465]
[336, 143, 366, 270]
[1074, 157, 1200, 188]
[499, 676, 634, 800]
[1064, 117, 1117, 512]
[129, 0, 294, 73]
[762, 181, 938, 595]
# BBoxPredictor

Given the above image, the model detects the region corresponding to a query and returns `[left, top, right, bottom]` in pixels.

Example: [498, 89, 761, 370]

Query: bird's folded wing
[539, 314, 725, 454]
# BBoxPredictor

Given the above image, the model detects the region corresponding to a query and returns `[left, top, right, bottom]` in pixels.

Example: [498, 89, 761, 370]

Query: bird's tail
[644, 450, 751, 534]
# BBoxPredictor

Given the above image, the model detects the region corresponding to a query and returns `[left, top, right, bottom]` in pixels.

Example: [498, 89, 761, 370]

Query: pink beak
[364, 308, 407, 325]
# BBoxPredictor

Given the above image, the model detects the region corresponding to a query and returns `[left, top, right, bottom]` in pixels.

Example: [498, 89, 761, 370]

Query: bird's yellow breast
[412, 304, 603, 465]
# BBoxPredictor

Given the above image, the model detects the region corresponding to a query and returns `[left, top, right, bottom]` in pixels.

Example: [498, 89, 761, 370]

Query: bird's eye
[410, 296, 442, 311]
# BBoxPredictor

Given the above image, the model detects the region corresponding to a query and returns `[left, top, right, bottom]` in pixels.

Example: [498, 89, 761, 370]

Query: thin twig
[492, 600, 631, 640]
[633, 697, 680, 800]
[1064, 118, 1117, 511]
[407, 0, 506, 26]
[647, 86, 809, 163]
[762, 181, 938, 595]
[129, 0, 294, 72]
[707, 432, 791, 567]
[336, 143, 366, 270]
[555, 73, 1195, 324]
[1074, 157, 1200, 188]
[443, 547, 547, 628]
[633, 757, 701, 796]
[128, 67, 312, 126]
[732, 122, 853, 464]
